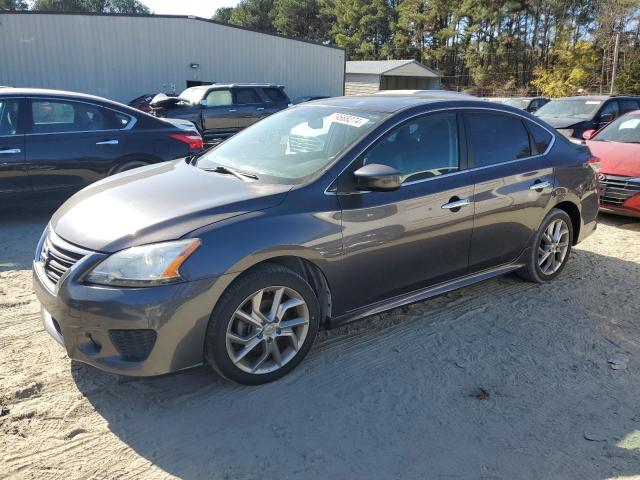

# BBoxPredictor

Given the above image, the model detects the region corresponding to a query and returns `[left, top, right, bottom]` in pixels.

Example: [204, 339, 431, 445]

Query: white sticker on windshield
[585, 101, 602, 105]
[620, 119, 640, 129]
[328, 113, 370, 128]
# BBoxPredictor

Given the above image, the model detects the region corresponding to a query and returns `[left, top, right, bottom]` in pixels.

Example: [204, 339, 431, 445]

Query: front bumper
[33, 250, 226, 377]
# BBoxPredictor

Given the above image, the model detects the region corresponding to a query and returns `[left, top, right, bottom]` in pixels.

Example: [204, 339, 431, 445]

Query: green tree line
[1, 0, 149, 14]
[213, 0, 640, 96]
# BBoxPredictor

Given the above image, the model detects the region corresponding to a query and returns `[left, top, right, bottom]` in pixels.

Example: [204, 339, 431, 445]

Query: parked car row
[0, 89, 204, 204]
[534, 94, 640, 140]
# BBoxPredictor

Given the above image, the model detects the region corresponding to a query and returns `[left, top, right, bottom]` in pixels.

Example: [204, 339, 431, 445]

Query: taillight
[171, 133, 204, 151]
[586, 155, 600, 173]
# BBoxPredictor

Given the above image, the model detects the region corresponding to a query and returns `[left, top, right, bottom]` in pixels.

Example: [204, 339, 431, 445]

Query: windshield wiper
[203, 165, 258, 181]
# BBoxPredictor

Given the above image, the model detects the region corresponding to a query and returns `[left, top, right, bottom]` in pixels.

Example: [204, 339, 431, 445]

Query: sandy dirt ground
[1, 208, 640, 480]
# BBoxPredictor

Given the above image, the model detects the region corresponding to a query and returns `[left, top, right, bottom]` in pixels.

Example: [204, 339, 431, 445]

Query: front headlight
[86, 239, 201, 287]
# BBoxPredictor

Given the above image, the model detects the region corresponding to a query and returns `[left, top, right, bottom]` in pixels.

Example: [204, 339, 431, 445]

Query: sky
[140, 0, 239, 19]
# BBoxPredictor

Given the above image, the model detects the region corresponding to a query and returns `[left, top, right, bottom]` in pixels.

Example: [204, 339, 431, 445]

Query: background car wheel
[112, 160, 149, 174]
[204, 264, 320, 385]
[517, 208, 574, 283]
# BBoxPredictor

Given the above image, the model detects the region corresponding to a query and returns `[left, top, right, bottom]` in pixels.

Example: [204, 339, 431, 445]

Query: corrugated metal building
[0, 12, 345, 103]
[345, 60, 441, 95]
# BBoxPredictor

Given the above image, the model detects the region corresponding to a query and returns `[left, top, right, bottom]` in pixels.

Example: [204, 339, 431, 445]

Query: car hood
[586, 140, 640, 177]
[51, 160, 291, 253]
[536, 116, 582, 129]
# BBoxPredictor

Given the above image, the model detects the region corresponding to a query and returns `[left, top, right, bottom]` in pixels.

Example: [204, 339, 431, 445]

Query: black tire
[112, 160, 148, 174]
[517, 208, 574, 283]
[204, 264, 320, 385]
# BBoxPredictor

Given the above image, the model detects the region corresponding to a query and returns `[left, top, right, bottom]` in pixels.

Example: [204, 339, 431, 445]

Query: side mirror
[599, 112, 614, 124]
[353, 163, 402, 191]
[582, 129, 596, 140]
[199, 99, 208, 107]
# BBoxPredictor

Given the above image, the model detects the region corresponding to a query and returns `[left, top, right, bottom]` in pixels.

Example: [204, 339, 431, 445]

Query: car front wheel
[518, 208, 574, 283]
[204, 264, 320, 385]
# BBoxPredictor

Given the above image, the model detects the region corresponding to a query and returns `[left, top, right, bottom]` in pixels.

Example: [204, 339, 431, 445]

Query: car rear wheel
[204, 264, 320, 385]
[112, 160, 148, 174]
[517, 208, 573, 283]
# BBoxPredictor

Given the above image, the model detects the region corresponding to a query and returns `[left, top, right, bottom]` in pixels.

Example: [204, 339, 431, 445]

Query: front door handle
[96, 139, 119, 145]
[256, 107, 265, 111]
[0, 148, 21, 154]
[228, 109, 237, 112]
[441, 197, 471, 211]
[529, 180, 551, 191]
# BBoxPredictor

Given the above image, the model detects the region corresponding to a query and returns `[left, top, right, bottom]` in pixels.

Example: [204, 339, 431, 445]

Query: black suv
[150, 84, 291, 140]
[535, 95, 640, 139]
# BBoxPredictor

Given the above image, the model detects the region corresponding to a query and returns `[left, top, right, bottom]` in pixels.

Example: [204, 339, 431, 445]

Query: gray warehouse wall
[0, 13, 345, 103]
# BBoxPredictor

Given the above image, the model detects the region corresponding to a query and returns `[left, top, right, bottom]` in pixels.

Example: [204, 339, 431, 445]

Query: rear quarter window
[263, 88, 287, 102]
[526, 121, 553, 154]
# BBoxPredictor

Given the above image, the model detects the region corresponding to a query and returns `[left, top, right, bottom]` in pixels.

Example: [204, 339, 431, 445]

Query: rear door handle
[529, 181, 551, 191]
[441, 197, 471, 210]
[256, 107, 265, 111]
[228, 109, 237, 112]
[0, 148, 21, 154]
[96, 139, 119, 145]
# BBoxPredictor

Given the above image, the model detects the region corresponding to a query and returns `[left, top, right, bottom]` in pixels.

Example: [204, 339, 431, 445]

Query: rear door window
[263, 87, 287, 102]
[233, 88, 261, 105]
[0, 99, 20, 136]
[31, 100, 109, 134]
[205, 90, 233, 107]
[466, 112, 531, 167]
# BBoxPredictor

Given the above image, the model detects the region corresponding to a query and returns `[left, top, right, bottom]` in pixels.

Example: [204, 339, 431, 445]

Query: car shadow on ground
[71, 246, 640, 479]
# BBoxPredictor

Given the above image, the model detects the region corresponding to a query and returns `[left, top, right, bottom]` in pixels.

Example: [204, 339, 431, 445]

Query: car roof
[554, 95, 639, 101]
[186, 83, 282, 89]
[0, 87, 133, 109]
[302, 93, 527, 114]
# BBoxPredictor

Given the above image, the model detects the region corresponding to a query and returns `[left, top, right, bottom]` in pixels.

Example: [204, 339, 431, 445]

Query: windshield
[197, 106, 385, 181]
[503, 98, 530, 109]
[593, 114, 640, 144]
[535, 99, 602, 119]
[179, 86, 208, 104]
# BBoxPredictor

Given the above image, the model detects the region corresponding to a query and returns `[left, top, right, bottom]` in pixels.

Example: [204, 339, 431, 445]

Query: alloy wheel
[538, 218, 570, 275]
[225, 286, 310, 374]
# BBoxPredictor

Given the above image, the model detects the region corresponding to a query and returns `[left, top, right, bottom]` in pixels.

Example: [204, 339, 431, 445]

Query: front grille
[40, 232, 89, 286]
[109, 329, 157, 361]
[599, 174, 640, 206]
[288, 134, 323, 153]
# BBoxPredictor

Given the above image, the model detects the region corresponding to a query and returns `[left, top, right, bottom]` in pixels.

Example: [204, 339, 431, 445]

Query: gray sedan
[33, 94, 599, 384]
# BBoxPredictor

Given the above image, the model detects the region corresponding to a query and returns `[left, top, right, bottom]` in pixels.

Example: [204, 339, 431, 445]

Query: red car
[583, 110, 640, 217]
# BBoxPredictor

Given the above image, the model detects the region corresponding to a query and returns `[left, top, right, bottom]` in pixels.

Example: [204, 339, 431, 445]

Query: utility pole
[610, 30, 620, 95]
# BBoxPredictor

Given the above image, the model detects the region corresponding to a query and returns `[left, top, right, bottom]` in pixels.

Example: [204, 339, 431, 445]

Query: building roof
[346, 60, 441, 78]
[0, 11, 344, 52]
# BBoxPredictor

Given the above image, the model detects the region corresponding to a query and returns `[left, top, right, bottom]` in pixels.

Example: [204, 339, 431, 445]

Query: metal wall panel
[0, 13, 345, 102]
